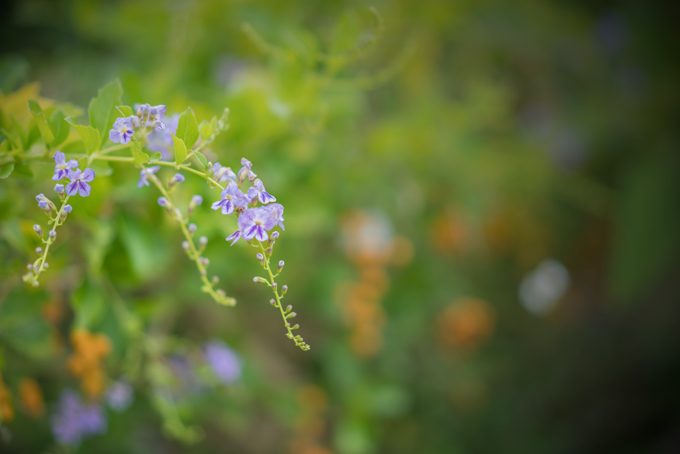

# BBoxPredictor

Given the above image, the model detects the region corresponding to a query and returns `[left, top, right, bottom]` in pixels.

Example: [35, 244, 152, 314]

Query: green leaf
[88, 79, 123, 145]
[198, 118, 216, 140]
[69, 121, 101, 153]
[28, 100, 55, 144]
[173, 135, 187, 163]
[192, 151, 209, 170]
[0, 161, 14, 179]
[131, 142, 150, 166]
[116, 105, 133, 117]
[176, 107, 199, 148]
[72, 283, 106, 329]
[49, 110, 70, 146]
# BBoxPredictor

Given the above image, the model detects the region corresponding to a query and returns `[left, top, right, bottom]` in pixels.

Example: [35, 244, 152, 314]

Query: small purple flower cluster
[210, 158, 284, 244]
[51, 391, 106, 445]
[53, 151, 95, 197]
[109, 104, 177, 159]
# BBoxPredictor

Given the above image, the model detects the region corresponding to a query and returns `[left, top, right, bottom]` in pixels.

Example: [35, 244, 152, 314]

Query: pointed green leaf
[68, 121, 101, 153]
[116, 105, 133, 117]
[173, 135, 187, 163]
[0, 162, 14, 179]
[28, 100, 55, 144]
[88, 79, 123, 145]
[131, 142, 150, 166]
[176, 107, 199, 148]
[49, 110, 70, 146]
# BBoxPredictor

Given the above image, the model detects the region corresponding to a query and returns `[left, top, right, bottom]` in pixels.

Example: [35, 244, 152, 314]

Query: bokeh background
[1, 0, 680, 452]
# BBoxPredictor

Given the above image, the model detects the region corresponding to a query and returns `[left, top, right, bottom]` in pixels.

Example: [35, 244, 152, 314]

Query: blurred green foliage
[1, 0, 679, 452]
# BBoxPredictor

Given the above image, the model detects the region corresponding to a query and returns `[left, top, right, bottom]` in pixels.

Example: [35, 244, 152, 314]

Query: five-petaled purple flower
[52, 151, 78, 181]
[247, 178, 276, 204]
[211, 182, 248, 215]
[51, 390, 107, 445]
[109, 116, 137, 144]
[66, 168, 95, 197]
[203, 340, 242, 384]
[235, 203, 285, 242]
[138, 166, 160, 187]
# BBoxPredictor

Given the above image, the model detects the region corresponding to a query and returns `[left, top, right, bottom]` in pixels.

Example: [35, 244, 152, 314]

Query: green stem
[147, 173, 235, 306]
[258, 242, 310, 351]
[24, 195, 71, 286]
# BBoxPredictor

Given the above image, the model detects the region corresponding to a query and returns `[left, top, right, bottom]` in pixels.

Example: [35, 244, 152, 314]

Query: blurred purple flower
[66, 169, 95, 197]
[147, 114, 178, 159]
[237, 157, 256, 182]
[211, 182, 249, 215]
[135, 103, 166, 127]
[51, 390, 106, 445]
[106, 381, 133, 412]
[210, 162, 236, 183]
[138, 166, 160, 188]
[203, 340, 241, 384]
[109, 116, 137, 144]
[247, 178, 276, 204]
[52, 151, 78, 181]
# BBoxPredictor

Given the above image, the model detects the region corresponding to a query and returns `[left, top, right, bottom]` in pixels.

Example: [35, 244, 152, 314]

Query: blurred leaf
[28, 100, 54, 144]
[173, 135, 187, 163]
[0, 162, 14, 179]
[176, 108, 198, 148]
[608, 154, 680, 302]
[69, 121, 101, 153]
[48, 110, 70, 147]
[116, 105, 133, 117]
[72, 282, 106, 329]
[88, 79, 123, 145]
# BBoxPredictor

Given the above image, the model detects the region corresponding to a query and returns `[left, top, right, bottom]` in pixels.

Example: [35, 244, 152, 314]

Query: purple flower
[210, 162, 236, 183]
[64, 204, 73, 213]
[147, 114, 178, 159]
[135, 103, 166, 127]
[158, 197, 169, 207]
[106, 381, 133, 412]
[36, 193, 50, 210]
[203, 341, 242, 384]
[211, 182, 248, 215]
[247, 178, 276, 204]
[171, 173, 185, 184]
[237, 204, 283, 242]
[237, 157, 256, 182]
[51, 390, 106, 445]
[137, 166, 160, 187]
[52, 151, 78, 181]
[226, 230, 241, 245]
[109, 116, 137, 144]
[66, 168, 95, 197]
[265, 203, 285, 231]
[190, 195, 203, 207]
[54, 184, 65, 194]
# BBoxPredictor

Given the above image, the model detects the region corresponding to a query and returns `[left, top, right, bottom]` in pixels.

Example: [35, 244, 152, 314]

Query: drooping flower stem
[256, 242, 310, 351]
[23, 195, 71, 286]
[147, 173, 235, 306]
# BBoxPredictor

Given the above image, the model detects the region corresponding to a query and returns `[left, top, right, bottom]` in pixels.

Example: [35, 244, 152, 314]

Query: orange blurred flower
[68, 329, 111, 399]
[431, 212, 468, 255]
[0, 375, 13, 423]
[437, 298, 495, 351]
[19, 378, 44, 418]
